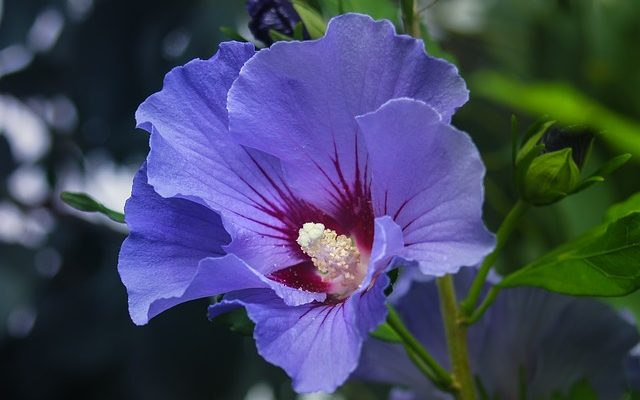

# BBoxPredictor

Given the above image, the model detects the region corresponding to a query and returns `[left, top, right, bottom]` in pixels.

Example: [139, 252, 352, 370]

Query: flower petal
[137, 41, 330, 273]
[209, 291, 361, 393]
[118, 165, 229, 325]
[208, 280, 387, 393]
[626, 351, 640, 390]
[206, 217, 401, 393]
[389, 389, 423, 400]
[356, 98, 495, 276]
[359, 216, 405, 290]
[476, 288, 639, 399]
[199, 254, 326, 307]
[357, 274, 639, 398]
[356, 339, 429, 394]
[228, 13, 467, 213]
[355, 269, 450, 396]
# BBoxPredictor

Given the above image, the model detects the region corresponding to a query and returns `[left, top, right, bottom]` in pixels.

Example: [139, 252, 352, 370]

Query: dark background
[0, 0, 639, 399]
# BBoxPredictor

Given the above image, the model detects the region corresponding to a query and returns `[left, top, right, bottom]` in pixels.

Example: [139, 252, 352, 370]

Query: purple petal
[209, 291, 362, 393]
[227, 13, 467, 214]
[360, 216, 405, 288]
[354, 269, 449, 399]
[137, 41, 333, 273]
[207, 216, 402, 393]
[356, 98, 495, 276]
[196, 255, 325, 307]
[209, 282, 386, 394]
[356, 339, 428, 393]
[389, 389, 423, 400]
[357, 274, 639, 398]
[350, 274, 389, 339]
[476, 288, 639, 399]
[118, 165, 229, 325]
[347, 216, 401, 336]
[626, 350, 640, 390]
[120, 166, 323, 325]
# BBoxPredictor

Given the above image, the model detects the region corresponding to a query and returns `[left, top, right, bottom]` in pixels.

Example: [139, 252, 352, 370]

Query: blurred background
[0, 0, 638, 399]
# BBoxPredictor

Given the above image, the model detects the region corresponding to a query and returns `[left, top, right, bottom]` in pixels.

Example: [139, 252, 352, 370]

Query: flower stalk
[386, 305, 454, 392]
[437, 275, 476, 400]
[401, 0, 422, 39]
[464, 286, 499, 325]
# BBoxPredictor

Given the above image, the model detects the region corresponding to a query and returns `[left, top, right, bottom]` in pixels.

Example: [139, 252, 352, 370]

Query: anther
[296, 222, 361, 283]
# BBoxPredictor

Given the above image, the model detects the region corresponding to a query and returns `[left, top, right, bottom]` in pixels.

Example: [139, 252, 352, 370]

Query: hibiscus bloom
[118, 14, 494, 392]
[357, 271, 640, 399]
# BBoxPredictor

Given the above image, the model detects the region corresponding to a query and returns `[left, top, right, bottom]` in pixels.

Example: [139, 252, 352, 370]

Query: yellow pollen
[296, 222, 361, 282]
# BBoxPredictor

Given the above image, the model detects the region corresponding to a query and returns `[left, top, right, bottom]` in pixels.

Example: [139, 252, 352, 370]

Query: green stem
[386, 305, 453, 391]
[437, 275, 476, 400]
[463, 287, 500, 325]
[460, 200, 529, 316]
[401, 0, 422, 39]
[405, 348, 450, 392]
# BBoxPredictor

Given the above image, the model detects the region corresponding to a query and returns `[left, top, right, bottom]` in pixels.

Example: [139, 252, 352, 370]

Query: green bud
[521, 147, 581, 205]
[515, 122, 592, 206]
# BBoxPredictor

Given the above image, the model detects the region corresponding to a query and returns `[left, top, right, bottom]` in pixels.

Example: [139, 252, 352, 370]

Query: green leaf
[515, 119, 555, 166]
[514, 119, 554, 194]
[292, 21, 305, 40]
[569, 176, 604, 194]
[551, 378, 598, 400]
[292, 1, 326, 39]
[570, 153, 631, 195]
[60, 192, 125, 223]
[268, 29, 293, 42]
[320, 0, 398, 23]
[595, 153, 632, 177]
[214, 307, 255, 336]
[606, 192, 640, 223]
[370, 322, 401, 343]
[499, 212, 640, 296]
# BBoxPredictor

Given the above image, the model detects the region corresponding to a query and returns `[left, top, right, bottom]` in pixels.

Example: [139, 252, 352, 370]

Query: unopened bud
[516, 123, 592, 205]
[246, 0, 309, 45]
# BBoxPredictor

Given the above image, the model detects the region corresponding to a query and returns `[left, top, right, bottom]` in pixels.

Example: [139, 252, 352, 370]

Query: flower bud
[516, 124, 593, 206]
[521, 148, 580, 205]
[540, 125, 594, 169]
[247, 0, 309, 45]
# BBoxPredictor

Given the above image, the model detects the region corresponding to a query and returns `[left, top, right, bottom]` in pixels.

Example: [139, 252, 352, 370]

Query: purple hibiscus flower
[118, 14, 494, 392]
[356, 271, 640, 399]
